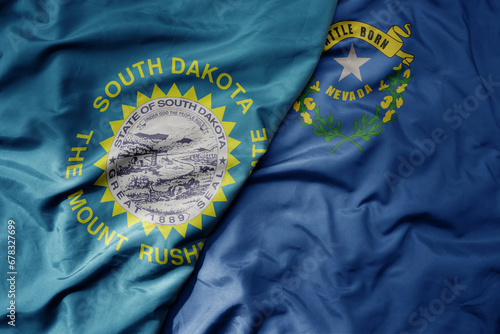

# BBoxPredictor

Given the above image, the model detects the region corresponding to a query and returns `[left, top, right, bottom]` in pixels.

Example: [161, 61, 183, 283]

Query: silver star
[334, 44, 370, 82]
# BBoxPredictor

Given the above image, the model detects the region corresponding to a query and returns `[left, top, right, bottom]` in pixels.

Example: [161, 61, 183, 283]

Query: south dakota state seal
[93, 83, 239, 239]
[106, 97, 228, 226]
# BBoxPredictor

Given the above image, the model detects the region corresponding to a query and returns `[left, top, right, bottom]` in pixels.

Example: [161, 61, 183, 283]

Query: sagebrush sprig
[295, 63, 413, 153]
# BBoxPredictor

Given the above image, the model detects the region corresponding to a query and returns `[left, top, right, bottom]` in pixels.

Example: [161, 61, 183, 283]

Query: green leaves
[388, 76, 399, 87]
[400, 75, 412, 85]
[298, 99, 387, 153]
[324, 134, 336, 142]
[310, 111, 340, 138]
[295, 64, 413, 154]
[349, 112, 385, 146]
[304, 107, 385, 152]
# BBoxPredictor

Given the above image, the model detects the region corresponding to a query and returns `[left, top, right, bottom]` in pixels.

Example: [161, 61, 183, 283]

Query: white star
[334, 44, 370, 82]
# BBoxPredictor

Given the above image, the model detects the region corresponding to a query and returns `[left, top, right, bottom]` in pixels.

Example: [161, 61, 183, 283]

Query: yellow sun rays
[94, 84, 240, 239]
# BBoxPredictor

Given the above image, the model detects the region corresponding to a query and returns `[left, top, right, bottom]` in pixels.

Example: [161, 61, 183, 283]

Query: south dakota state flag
[0, 1, 337, 333]
[164, 0, 500, 333]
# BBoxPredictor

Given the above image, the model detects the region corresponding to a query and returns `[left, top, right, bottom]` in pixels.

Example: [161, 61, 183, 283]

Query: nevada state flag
[164, 0, 500, 333]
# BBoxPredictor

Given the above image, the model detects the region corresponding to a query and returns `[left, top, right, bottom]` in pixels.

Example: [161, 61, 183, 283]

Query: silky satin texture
[0, 1, 338, 333]
[164, 0, 500, 333]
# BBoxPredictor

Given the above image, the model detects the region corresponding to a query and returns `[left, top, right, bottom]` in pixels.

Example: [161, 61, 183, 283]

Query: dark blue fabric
[164, 0, 500, 333]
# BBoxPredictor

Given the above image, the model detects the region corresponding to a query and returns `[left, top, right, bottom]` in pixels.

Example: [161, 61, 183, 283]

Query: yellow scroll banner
[324, 21, 414, 66]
